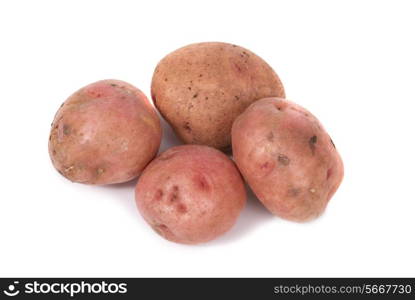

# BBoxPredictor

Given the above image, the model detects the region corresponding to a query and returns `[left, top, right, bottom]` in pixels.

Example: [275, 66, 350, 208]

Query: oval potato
[49, 79, 162, 185]
[232, 97, 344, 221]
[151, 42, 285, 150]
[135, 145, 246, 244]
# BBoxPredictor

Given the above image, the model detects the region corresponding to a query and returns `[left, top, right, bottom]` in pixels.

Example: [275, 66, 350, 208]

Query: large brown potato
[135, 145, 246, 244]
[151, 42, 285, 150]
[49, 79, 162, 185]
[232, 98, 343, 222]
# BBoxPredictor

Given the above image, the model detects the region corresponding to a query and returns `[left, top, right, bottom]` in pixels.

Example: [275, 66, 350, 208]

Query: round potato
[135, 145, 246, 244]
[49, 79, 162, 185]
[232, 98, 343, 222]
[151, 42, 285, 150]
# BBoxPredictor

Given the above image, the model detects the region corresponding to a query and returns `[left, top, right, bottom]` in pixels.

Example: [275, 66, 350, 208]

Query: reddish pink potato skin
[135, 145, 246, 244]
[232, 98, 344, 222]
[49, 79, 162, 185]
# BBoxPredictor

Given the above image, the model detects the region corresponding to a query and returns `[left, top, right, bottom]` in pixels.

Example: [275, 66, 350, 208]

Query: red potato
[232, 98, 343, 222]
[135, 145, 246, 244]
[49, 79, 162, 185]
[151, 42, 285, 150]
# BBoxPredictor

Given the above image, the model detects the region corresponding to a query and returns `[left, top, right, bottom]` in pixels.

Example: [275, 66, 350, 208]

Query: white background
[0, 0, 414, 277]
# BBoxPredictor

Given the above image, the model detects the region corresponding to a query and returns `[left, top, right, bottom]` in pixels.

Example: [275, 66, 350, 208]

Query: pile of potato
[49, 42, 343, 244]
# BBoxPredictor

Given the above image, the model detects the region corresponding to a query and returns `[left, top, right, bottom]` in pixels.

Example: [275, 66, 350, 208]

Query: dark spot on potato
[183, 122, 192, 132]
[63, 124, 71, 135]
[164, 78, 168, 82]
[96, 168, 105, 176]
[193, 93, 198, 98]
[49, 135, 52, 141]
[52, 149, 56, 155]
[278, 154, 290, 166]
[188, 103, 194, 109]
[232, 44, 237, 47]
[151, 223, 172, 237]
[170, 193, 178, 202]
[309, 135, 317, 154]
[194, 174, 210, 191]
[169, 185, 179, 202]
[234, 95, 240, 100]
[205, 96, 208, 100]
[60, 102, 65, 108]
[234, 63, 242, 72]
[330, 138, 336, 148]
[176, 203, 188, 214]
[154, 189, 164, 201]
[199, 74, 203, 77]
[121, 96, 126, 100]
[260, 161, 272, 170]
[58, 169, 64, 176]
[110, 83, 117, 87]
[267, 131, 274, 141]
[326, 168, 333, 180]
[288, 187, 301, 197]
[188, 87, 192, 90]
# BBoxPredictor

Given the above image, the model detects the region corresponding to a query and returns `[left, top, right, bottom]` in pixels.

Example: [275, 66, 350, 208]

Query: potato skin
[135, 145, 246, 244]
[151, 42, 285, 150]
[49, 79, 162, 185]
[232, 98, 343, 222]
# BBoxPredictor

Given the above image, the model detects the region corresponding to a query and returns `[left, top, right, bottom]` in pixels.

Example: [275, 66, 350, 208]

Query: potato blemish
[169, 185, 179, 202]
[154, 189, 164, 201]
[183, 122, 192, 132]
[63, 124, 71, 135]
[194, 174, 210, 191]
[176, 203, 188, 214]
[96, 168, 105, 176]
[288, 188, 301, 197]
[277, 154, 290, 166]
[151, 223, 172, 237]
[309, 135, 317, 154]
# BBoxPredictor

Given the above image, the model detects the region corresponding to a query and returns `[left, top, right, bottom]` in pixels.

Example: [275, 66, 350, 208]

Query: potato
[49, 79, 162, 185]
[232, 98, 343, 222]
[151, 42, 285, 150]
[135, 145, 246, 244]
